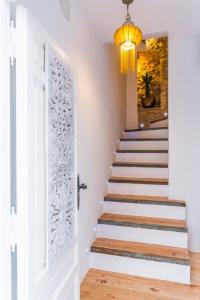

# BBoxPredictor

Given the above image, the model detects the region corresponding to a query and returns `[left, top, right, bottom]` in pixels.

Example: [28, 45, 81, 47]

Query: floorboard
[81, 252, 200, 300]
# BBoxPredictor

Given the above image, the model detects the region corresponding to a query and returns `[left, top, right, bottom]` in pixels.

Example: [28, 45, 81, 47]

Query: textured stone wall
[137, 37, 168, 126]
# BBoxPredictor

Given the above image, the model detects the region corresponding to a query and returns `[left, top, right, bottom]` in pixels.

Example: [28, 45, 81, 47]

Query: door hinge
[9, 20, 16, 66]
[11, 206, 17, 253]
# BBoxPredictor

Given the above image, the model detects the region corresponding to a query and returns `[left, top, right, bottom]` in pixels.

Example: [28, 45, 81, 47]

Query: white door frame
[0, 0, 12, 299]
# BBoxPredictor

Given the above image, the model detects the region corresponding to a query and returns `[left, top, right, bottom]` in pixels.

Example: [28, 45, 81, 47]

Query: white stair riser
[103, 202, 186, 220]
[97, 224, 188, 248]
[112, 166, 168, 179]
[108, 182, 168, 197]
[116, 153, 168, 164]
[90, 253, 190, 284]
[123, 129, 168, 139]
[119, 140, 168, 151]
[150, 119, 168, 128]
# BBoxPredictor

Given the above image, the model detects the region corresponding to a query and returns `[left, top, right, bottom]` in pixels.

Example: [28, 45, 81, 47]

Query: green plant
[142, 72, 153, 97]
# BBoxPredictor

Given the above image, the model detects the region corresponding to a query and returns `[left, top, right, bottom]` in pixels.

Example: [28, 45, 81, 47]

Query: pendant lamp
[114, 0, 142, 74]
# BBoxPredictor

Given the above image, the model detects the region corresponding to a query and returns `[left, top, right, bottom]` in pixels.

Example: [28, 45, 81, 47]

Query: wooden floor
[81, 253, 200, 300]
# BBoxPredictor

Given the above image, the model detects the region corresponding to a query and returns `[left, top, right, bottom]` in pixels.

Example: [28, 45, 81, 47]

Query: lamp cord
[126, 4, 131, 21]
[127, 4, 129, 14]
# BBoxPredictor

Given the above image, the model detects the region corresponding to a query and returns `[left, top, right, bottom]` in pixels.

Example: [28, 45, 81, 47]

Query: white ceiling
[79, 0, 200, 43]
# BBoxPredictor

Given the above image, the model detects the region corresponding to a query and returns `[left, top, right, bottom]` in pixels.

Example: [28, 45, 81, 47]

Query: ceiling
[79, 0, 200, 43]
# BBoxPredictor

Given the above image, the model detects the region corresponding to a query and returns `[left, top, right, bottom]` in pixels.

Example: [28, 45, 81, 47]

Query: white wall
[77, 42, 126, 279]
[126, 72, 138, 129]
[19, 0, 126, 280]
[169, 36, 200, 252]
[126, 43, 148, 130]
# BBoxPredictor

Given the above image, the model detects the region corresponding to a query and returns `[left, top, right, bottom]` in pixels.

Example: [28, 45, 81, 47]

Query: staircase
[90, 125, 190, 284]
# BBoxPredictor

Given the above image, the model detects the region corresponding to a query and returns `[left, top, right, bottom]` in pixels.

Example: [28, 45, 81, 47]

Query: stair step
[98, 213, 187, 232]
[150, 117, 168, 124]
[120, 138, 168, 141]
[104, 194, 186, 207]
[91, 238, 189, 265]
[108, 177, 168, 185]
[113, 162, 168, 168]
[116, 151, 168, 164]
[119, 140, 168, 151]
[124, 128, 168, 139]
[108, 177, 169, 196]
[90, 239, 190, 284]
[112, 163, 168, 178]
[103, 194, 186, 220]
[125, 127, 168, 132]
[116, 150, 168, 153]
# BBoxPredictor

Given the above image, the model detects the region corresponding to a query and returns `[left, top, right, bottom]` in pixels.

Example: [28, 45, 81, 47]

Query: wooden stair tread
[109, 177, 168, 185]
[98, 213, 188, 232]
[120, 138, 168, 141]
[112, 162, 168, 168]
[116, 149, 168, 153]
[104, 194, 186, 207]
[91, 238, 189, 265]
[125, 127, 168, 132]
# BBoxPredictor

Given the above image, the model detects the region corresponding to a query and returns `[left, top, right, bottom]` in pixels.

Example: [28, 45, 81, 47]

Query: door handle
[77, 174, 87, 210]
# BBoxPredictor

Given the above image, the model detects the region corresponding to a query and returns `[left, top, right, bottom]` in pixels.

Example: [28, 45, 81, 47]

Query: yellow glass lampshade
[114, 22, 142, 74]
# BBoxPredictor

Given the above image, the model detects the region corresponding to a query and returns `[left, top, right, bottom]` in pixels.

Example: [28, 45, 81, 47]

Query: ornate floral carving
[48, 48, 74, 269]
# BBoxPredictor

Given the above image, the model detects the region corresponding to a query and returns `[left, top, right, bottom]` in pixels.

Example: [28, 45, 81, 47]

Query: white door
[15, 5, 79, 300]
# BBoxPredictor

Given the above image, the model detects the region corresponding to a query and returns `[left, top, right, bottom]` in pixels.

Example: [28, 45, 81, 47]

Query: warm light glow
[114, 22, 142, 74]
[121, 41, 135, 50]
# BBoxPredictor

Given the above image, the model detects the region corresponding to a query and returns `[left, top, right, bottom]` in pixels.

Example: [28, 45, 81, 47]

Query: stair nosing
[98, 214, 188, 233]
[91, 246, 189, 266]
[116, 150, 168, 154]
[98, 218, 187, 232]
[120, 138, 168, 141]
[108, 177, 168, 185]
[104, 195, 186, 207]
[112, 162, 168, 168]
[125, 127, 168, 132]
